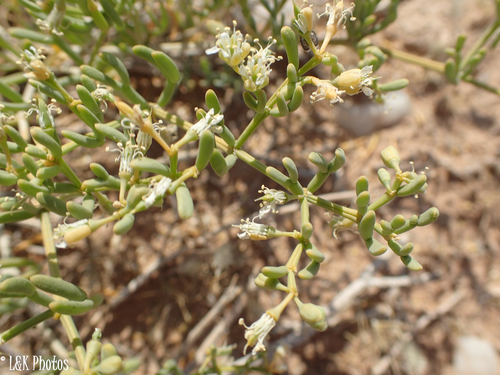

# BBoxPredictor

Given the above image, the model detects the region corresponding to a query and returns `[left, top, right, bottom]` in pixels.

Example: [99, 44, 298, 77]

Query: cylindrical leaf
[261, 265, 288, 279]
[30, 275, 87, 301]
[209, 149, 228, 177]
[358, 210, 376, 241]
[36, 192, 67, 216]
[305, 242, 325, 263]
[298, 261, 320, 280]
[0, 276, 36, 297]
[175, 184, 193, 220]
[36, 165, 61, 180]
[113, 214, 135, 235]
[48, 298, 94, 315]
[195, 130, 215, 171]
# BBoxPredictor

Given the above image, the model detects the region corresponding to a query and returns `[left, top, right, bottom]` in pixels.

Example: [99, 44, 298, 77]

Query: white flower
[310, 78, 345, 106]
[293, 3, 314, 34]
[26, 98, 61, 129]
[206, 21, 251, 68]
[336, 66, 375, 96]
[0, 106, 14, 124]
[17, 47, 51, 81]
[190, 108, 224, 135]
[107, 140, 144, 175]
[35, 4, 64, 35]
[239, 313, 276, 355]
[318, 0, 355, 30]
[233, 218, 272, 240]
[54, 219, 89, 248]
[143, 177, 172, 208]
[256, 185, 287, 219]
[136, 130, 152, 154]
[92, 85, 115, 112]
[238, 37, 282, 92]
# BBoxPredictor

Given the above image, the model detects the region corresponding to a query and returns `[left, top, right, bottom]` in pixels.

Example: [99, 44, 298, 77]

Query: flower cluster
[107, 140, 144, 175]
[239, 38, 282, 92]
[205, 21, 251, 68]
[143, 177, 172, 208]
[336, 65, 376, 96]
[293, 2, 314, 34]
[310, 78, 345, 106]
[317, 0, 356, 53]
[190, 108, 224, 135]
[239, 313, 277, 355]
[36, 7, 64, 36]
[17, 47, 51, 81]
[54, 219, 89, 248]
[256, 185, 287, 219]
[233, 218, 273, 240]
[318, 0, 355, 30]
[207, 24, 281, 92]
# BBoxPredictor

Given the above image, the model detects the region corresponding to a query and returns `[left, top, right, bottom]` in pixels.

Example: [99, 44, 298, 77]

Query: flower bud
[84, 339, 102, 371]
[381, 146, 401, 172]
[101, 343, 118, 360]
[64, 224, 92, 244]
[377, 168, 393, 192]
[91, 355, 123, 375]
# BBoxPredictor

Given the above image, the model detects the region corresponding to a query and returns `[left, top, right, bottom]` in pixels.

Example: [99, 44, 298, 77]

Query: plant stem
[40, 211, 86, 370]
[379, 46, 445, 73]
[459, 18, 500, 70]
[306, 194, 358, 221]
[463, 76, 500, 96]
[0, 310, 55, 343]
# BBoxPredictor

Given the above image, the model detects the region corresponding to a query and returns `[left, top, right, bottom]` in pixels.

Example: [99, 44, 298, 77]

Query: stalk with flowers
[3, 0, 498, 373]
